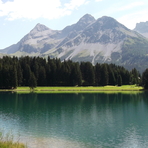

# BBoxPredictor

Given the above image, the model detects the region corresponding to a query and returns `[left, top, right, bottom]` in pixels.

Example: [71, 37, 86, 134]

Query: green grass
[14, 85, 143, 93]
[0, 141, 26, 148]
[0, 132, 27, 148]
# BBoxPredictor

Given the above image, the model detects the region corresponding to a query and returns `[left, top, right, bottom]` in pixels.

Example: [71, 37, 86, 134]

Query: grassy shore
[10, 85, 143, 93]
[0, 132, 27, 148]
[0, 85, 144, 93]
[0, 141, 26, 148]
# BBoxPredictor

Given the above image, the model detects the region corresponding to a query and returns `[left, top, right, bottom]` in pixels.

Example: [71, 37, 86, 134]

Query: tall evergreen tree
[70, 63, 82, 86]
[118, 75, 122, 86]
[0, 62, 3, 88]
[38, 66, 46, 86]
[45, 63, 51, 86]
[17, 63, 23, 86]
[107, 66, 116, 85]
[2, 65, 10, 88]
[100, 64, 108, 86]
[31, 57, 39, 81]
[11, 65, 18, 88]
[95, 63, 101, 86]
[130, 68, 140, 85]
[142, 68, 148, 89]
[80, 62, 95, 86]
[48, 60, 57, 86]
[29, 72, 37, 91]
[22, 64, 31, 86]
[109, 70, 116, 85]
[60, 62, 71, 86]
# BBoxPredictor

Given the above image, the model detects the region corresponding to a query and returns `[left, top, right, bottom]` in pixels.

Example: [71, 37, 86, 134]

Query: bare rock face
[134, 21, 148, 38]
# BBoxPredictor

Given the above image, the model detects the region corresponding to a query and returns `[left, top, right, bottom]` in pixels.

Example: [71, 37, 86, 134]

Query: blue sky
[0, 0, 148, 49]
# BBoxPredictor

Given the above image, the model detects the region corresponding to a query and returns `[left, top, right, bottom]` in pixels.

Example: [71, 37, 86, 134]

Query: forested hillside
[0, 56, 142, 89]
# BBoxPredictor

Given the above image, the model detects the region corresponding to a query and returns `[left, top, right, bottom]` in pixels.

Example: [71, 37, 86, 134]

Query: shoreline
[0, 86, 144, 93]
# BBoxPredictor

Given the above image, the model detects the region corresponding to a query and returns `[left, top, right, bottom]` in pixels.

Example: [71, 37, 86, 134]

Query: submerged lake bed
[0, 92, 148, 148]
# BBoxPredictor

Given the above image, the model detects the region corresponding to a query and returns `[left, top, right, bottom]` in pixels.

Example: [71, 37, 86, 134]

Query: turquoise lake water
[0, 92, 148, 148]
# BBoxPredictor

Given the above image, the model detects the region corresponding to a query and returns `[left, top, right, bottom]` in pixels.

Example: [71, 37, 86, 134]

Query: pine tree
[118, 75, 122, 86]
[100, 64, 108, 86]
[70, 63, 82, 86]
[95, 63, 101, 86]
[45, 63, 51, 86]
[31, 57, 39, 81]
[109, 70, 116, 85]
[17, 63, 23, 86]
[38, 66, 46, 86]
[48, 60, 57, 86]
[142, 68, 148, 89]
[130, 68, 140, 85]
[29, 72, 37, 91]
[2, 65, 10, 88]
[11, 65, 18, 88]
[60, 61, 71, 86]
[81, 62, 95, 86]
[22, 64, 31, 86]
[0, 62, 3, 88]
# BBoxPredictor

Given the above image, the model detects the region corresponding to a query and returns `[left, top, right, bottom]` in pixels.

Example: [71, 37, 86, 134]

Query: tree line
[0, 56, 147, 89]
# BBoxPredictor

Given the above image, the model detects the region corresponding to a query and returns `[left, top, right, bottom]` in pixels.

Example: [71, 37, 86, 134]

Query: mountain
[1, 23, 62, 55]
[134, 21, 148, 38]
[1, 14, 148, 72]
[44, 16, 148, 72]
[0, 14, 95, 56]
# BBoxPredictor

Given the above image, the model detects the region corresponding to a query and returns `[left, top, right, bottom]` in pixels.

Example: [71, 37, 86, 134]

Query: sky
[0, 0, 148, 49]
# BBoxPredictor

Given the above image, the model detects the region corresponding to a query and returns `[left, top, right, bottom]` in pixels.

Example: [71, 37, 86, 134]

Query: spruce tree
[142, 68, 148, 89]
[109, 70, 116, 85]
[100, 64, 108, 86]
[29, 72, 37, 91]
[81, 62, 95, 86]
[95, 63, 101, 86]
[70, 63, 82, 86]
[11, 65, 18, 89]
[17, 63, 23, 86]
[118, 75, 122, 86]
[38, 66, 46, 86]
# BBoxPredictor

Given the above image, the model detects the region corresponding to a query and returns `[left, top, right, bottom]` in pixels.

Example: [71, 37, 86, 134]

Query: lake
[0, 92, 148, 148]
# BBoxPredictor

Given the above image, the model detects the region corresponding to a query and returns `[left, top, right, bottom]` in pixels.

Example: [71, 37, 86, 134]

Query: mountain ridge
[1, 14, 148, 72]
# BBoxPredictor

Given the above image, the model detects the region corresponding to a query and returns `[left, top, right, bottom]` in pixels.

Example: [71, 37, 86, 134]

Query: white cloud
[118, 2, 144, 11]
[0, 0, 88, 20]
[95, 0, 102, 2]
[64, 0, 88, 9]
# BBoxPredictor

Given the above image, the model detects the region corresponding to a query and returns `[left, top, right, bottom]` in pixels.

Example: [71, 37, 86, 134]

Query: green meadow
[13, 85, 143, 93]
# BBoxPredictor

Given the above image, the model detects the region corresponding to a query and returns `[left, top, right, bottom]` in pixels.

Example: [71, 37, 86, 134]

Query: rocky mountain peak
[61, 14, 96, 37]
[134, 21, 148, 33]
[31, 23, 50, 33]
[74, 14, 96, 31]
[96, 16, 121, 29]
[77, 14, 96, 24]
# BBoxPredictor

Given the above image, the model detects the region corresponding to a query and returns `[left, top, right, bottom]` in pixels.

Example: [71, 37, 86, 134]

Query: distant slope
[134, 21, 148, 38]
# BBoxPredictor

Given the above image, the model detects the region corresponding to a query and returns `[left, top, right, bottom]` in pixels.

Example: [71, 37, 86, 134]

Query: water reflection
[0, 92, 148, 148]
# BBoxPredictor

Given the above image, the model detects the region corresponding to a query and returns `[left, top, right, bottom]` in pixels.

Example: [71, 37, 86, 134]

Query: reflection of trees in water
[0, 92, 145, 124]
[0, 92, 144, 113]
[0, 92, 147, 144]
[141, 92, 148, 106]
